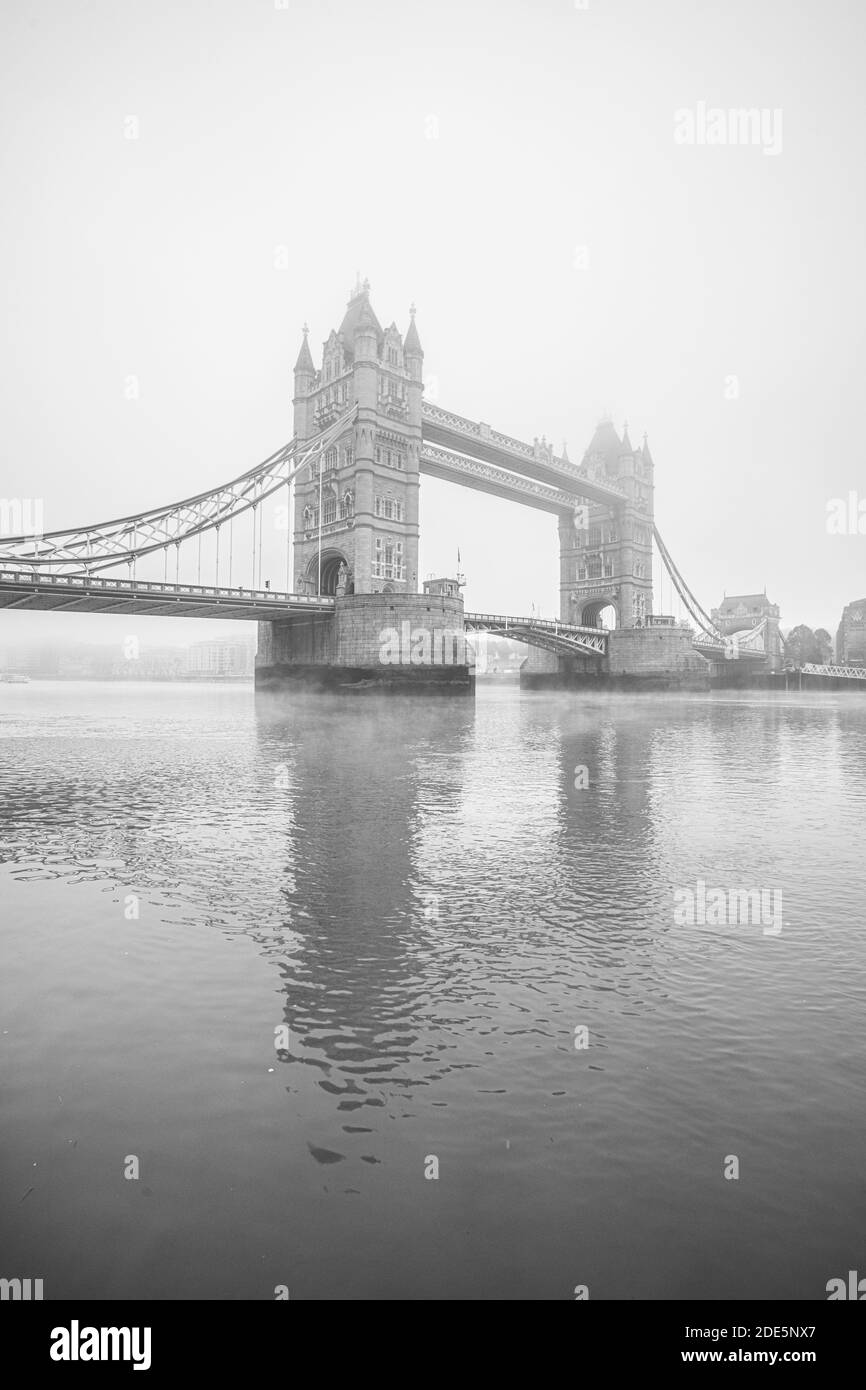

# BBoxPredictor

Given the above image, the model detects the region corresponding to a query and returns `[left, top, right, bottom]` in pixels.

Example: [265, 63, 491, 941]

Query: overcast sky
[1, 0, 864, 649]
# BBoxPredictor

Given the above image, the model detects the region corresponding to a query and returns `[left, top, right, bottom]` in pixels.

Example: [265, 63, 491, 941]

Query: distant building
[136, 648, 188, 680]
[422, 577, 462, 598]
[0, 644, 61, 678]
[56, 645, 187, 680]
[836, 598, 866, 665]
[57, 648, 117, 679]
[711, 592, 780, 633]
[187, 640, 255, 678]
[0, 645, 60, 678]
[710, 592, 783, 670]
[468, 633, 525, 676]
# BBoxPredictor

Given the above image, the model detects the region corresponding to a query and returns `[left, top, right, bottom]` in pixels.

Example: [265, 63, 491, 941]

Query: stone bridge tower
[292, 278, 422, 596]
[559, 419, 655, 629]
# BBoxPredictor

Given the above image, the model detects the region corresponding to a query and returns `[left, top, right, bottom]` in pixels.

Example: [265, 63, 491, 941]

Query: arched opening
[581, 599, 618, 630]
[305, 549, 351, 596]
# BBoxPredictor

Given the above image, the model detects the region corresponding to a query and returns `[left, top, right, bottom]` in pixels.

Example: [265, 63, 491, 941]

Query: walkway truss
[800, 663, 866, 682]
[464, 613, 608, 659]
[0, 408, 358, 581]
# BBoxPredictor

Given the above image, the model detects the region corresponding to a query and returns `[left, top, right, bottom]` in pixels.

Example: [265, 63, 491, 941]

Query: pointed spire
[620, 420, 633, 453]
[641, 431, 653, 465]
[582, 417, 621, 466]
[294, 322, 315, 374]
[357, 297, 379, 330]
[404, 301, 423, 356]
[337, 279, 382, 359]
[561, 440, 570, 461]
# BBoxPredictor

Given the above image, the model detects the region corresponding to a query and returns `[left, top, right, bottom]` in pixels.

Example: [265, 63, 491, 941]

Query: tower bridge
[0, 278, 783, 692]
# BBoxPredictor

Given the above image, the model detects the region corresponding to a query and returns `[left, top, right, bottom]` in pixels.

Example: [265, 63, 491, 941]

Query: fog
[1, 0, 864, 650]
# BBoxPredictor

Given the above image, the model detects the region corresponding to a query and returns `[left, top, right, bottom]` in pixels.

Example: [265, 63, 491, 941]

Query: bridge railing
[800, 663, 866, 681]
[0, 568, 336, 607]
[465, 611, 608, 637]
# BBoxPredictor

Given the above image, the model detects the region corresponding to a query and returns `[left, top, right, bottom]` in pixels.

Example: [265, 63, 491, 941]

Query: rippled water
[1, 680, 865, 1300]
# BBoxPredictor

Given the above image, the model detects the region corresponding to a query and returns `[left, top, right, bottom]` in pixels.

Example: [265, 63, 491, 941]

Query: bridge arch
[305, 548, 352, 596]
[577, 596, 619, 630]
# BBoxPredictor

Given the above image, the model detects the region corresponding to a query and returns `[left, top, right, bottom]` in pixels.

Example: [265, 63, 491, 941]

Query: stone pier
[520, 625, 710, 691]
[255, 593, 473, 694]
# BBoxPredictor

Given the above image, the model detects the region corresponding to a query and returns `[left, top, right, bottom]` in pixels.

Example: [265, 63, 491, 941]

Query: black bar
[4, 1299, 862, 1376]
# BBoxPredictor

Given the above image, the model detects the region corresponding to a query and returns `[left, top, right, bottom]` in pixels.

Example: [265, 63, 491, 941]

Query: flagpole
[317, 456, 323, 596]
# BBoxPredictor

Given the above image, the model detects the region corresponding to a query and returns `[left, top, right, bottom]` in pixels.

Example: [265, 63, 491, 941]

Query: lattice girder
[0, 408, 357, 575]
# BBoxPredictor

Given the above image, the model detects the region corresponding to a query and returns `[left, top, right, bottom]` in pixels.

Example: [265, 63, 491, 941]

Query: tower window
[374, 495, 403, 521]
[372, 536, 406, 581]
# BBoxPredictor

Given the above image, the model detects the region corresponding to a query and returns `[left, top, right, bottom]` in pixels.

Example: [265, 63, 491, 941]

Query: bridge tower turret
[560, 418, 654, 629]
[403, 304, 424, 586]
[292, 325, 316, 442]
[292, 279, 421, 597]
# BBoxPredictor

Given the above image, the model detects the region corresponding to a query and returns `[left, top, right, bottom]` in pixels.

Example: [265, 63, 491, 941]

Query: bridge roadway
[0, 568, 337, 620]
[463, 611, 608, 656]
[0, 569, 611, 656]
[5, 569, 791, 672]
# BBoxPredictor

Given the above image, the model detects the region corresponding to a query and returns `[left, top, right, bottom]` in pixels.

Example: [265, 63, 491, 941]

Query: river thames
[1, 681, 865, 1300]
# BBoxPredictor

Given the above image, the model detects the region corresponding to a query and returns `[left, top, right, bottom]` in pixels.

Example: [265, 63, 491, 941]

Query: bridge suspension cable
[652, 525, 723, 641]
[0, 407, 357, 577]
